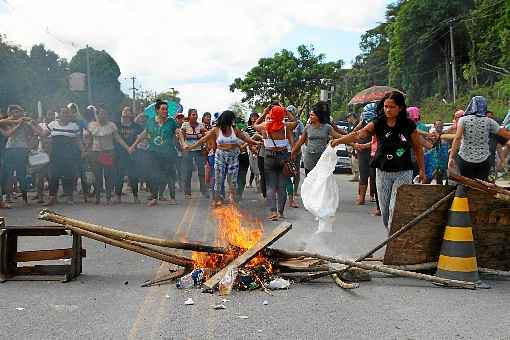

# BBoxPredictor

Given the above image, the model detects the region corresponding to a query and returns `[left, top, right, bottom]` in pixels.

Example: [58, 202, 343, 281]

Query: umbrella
[144, 100, 181, 119]
[348, 86, 405, 106]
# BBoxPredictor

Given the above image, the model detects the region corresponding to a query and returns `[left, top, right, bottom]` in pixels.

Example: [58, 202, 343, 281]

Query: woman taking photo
[331, 91, 425, 230]
[184, 110, 258, 205]
[448, 96, 510, 181]
[291, 102, 345, 176]
[254, 104, 297, 221]
[87, 105, 131, 205]
[131, 100, 179, 206]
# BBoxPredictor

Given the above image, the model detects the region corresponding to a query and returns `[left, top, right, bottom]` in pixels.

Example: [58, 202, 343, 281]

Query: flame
[192, 205, 272, 273]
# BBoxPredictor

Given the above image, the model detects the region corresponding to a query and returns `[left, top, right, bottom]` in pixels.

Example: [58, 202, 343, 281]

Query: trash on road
[184, 298, 194, 305]
[211, 304, 226, 310]
[268, 278, 290, 290]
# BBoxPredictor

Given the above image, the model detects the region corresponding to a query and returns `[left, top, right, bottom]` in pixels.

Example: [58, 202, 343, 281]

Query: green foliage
[230, 44, 342, 110]
[420, 85, 509, 123]
[0, 35, 127, 116]
[69, 47, 126, 113]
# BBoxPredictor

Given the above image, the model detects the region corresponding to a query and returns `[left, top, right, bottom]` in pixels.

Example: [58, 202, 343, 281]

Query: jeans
[214, 149, 239, 201]
[183, 150, 206, 195]
[236, 152, 250, 199]
[49, 155, 78, 196]
[264, 151, 288, 214]
[2, 148, 29, 197]
[115, 156, 139, 197]
[89, 151, 115, 202]
[376, 169, 413, 229]
[148, 151, 176, 200]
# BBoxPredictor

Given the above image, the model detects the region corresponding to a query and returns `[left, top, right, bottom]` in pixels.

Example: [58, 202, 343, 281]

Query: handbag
[268, 132, 297, 178]
[97, 152, 114, 167]
[28, 150, 50, 170]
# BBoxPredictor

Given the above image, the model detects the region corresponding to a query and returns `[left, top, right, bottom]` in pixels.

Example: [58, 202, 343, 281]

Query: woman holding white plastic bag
[330, 91, 425, 231]
[300, 143, 340, 233]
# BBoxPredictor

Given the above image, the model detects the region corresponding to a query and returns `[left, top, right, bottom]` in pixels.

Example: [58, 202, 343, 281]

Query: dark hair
[217, 110, 235, 132]
[248, 112, 259, 126]
[202, 112, 211, 118]
[311, 101, 330, 124]
[375, 91, 407, 125]
[188, 108, 197, 116]
[155, 99, 167, 111]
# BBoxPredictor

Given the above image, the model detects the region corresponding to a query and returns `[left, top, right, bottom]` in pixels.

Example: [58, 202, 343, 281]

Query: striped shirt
[48, 121, 80, 138]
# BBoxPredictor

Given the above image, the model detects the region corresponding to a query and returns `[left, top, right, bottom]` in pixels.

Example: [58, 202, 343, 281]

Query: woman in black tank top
[330, 92, 425, 231]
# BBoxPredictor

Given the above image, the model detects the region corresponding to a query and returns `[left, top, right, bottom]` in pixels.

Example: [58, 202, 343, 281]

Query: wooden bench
[0, 218, 86, 282]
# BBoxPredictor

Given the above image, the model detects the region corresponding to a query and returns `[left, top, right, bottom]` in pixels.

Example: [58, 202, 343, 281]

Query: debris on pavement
[268, 278, 290, 290]
[184, 298, 194, 305]
[211, 304, 226, 310]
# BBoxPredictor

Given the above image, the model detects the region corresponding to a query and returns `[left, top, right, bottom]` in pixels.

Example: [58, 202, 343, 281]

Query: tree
[230, 45, 343, 110]
[69, 47, 126, 114]
[387, 0, 475, 102]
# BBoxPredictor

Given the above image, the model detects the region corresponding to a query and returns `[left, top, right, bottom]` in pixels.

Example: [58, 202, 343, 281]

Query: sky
[0, 0, 393, 113]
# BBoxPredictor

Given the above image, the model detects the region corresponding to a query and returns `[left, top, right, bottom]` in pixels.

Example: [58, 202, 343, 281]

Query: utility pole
[85, 45, 93, 105]
[449, 19, 457, 104]
[129, 76, 137, 113]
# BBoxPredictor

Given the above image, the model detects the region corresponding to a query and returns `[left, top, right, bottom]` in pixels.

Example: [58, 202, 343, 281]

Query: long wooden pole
[302, 190, 456, 282]
[63, 225, 193, 268]
[38, 209, 227, 254]
[274, 249, 476, 289]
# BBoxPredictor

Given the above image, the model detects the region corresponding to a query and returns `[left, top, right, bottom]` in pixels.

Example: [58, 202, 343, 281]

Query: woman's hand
[419, 169, 426, 184]
[448, 157, 456, 173]
[330, 139, 340, 148]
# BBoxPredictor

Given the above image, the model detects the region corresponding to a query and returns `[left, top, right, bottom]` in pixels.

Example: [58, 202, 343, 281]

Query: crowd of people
[0, 94, 509, 230]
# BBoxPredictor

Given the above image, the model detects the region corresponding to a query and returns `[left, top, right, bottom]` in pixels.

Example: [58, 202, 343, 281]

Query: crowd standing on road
[0, 93, 509, 231]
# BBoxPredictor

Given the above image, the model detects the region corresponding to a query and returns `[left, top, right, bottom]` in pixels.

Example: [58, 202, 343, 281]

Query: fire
[192, 205, 272, 273]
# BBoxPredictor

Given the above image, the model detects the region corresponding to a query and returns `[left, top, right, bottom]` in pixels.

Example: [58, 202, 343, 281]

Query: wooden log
[203, 222, 292, 292]
[38, 209, 227, 254]
[449, 173, 510, 202]
[304, 190, 456, 282]
[331, 274, 359, 289]
[14, 248, 86, 262]
[274, 250, 477, 289]
[141, 269, 189, 287]
[63, 224, 193, 268]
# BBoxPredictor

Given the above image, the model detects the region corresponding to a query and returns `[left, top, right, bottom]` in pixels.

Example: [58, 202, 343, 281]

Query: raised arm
[234, 128, 258, 146]
[184, 128, 216, 150]
[448, 125, 464, 171]
[330, 122, 374, 148]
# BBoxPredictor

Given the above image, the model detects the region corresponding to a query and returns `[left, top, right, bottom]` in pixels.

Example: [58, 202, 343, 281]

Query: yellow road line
[128, 200, 196, 340]
[148, 199, 199, 338]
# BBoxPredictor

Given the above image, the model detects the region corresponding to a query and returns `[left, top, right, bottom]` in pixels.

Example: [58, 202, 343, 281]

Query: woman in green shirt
[131, 100, 178, 206]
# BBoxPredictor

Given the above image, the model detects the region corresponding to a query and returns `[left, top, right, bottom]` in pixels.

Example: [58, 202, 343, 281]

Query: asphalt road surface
[1, 174, 509, 340]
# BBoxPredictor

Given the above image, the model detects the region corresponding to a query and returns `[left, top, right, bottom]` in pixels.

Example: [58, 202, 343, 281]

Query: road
[1, 174, 509, 340]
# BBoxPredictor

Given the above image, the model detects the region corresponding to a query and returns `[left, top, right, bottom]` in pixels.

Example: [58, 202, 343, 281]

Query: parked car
[334, 121, 352, 173]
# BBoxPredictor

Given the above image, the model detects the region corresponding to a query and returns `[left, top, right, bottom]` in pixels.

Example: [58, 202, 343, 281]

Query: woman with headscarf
[449, 96, 510, 181]
[254, 104, 297, 221]
[331, 91, 425, 231]
[291, 102, 345, 176]
[184, 110, 259, 205]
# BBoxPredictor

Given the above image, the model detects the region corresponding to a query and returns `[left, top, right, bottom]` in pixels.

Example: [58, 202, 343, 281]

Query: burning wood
[37, 204, 485, 293]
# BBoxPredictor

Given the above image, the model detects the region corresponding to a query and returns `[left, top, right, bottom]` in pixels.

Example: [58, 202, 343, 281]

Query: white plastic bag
[300, 145, 340, 233]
